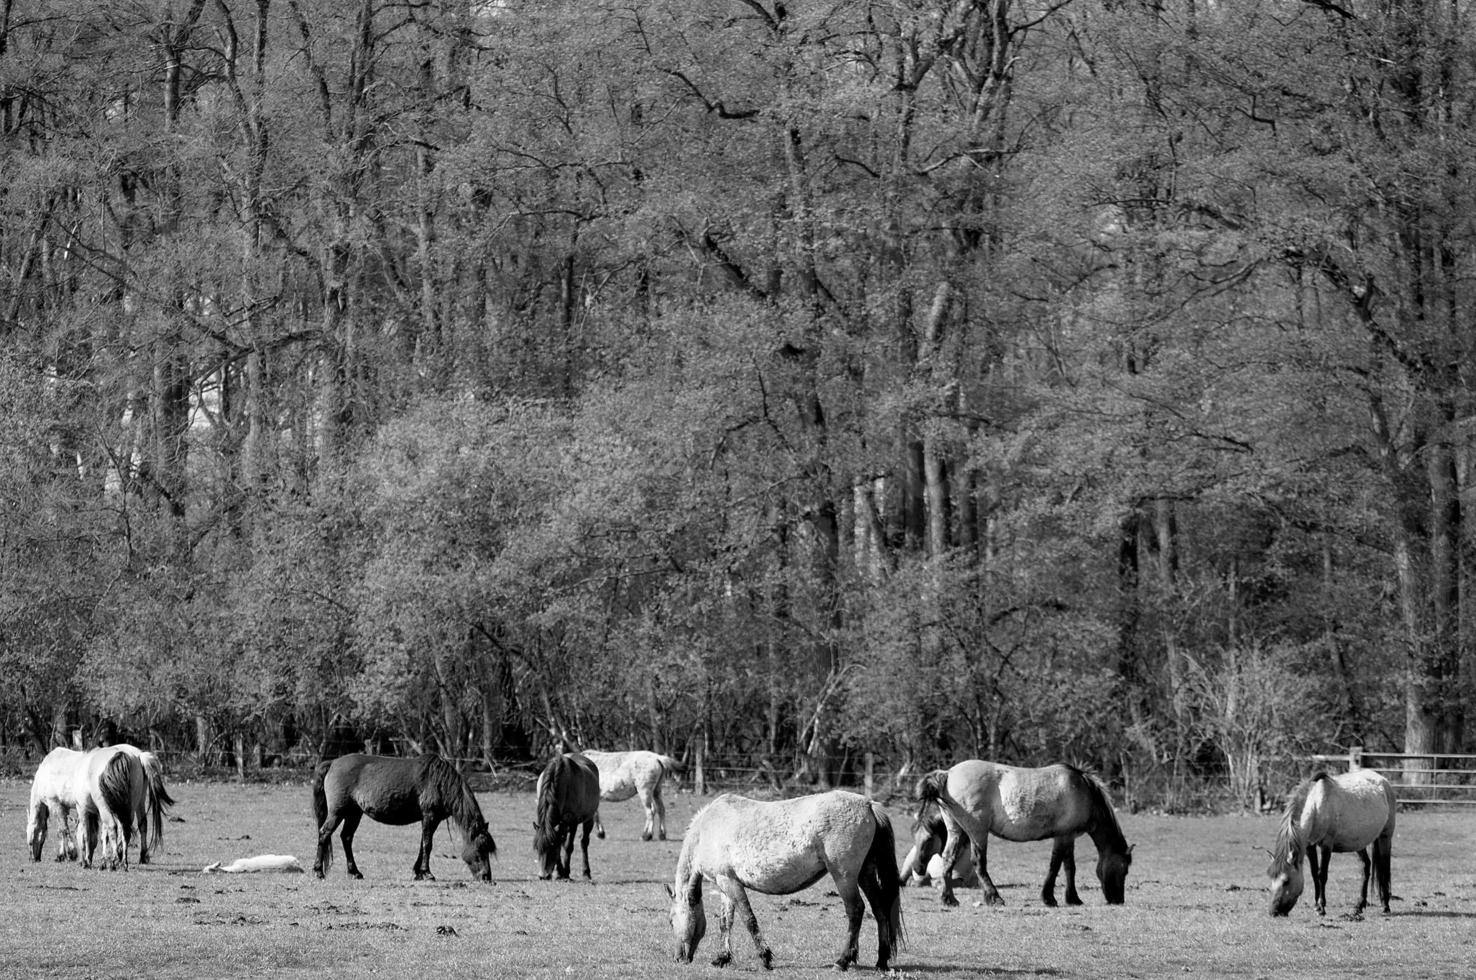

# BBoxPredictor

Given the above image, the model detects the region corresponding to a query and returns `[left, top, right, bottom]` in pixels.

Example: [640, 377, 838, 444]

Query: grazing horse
[901, 800, 980, 889]
[667, 790, 904, 972]
[584, 749, 681, 841]
[533, 752, 601, 880]
[312, 754, 496, 881]
[78, 746, 147, 871]
[916, 760, 1134, 908]
[1267, 768, 1395, 917]
[115, 744, 175, 862]
[27, 747, 85, 862]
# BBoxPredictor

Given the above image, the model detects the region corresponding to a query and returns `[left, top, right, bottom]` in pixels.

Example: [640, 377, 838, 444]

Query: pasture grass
[2, 778, 1474, 979]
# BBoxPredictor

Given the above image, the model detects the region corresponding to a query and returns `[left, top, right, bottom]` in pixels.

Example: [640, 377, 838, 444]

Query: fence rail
[1310, 748, 1476, 806]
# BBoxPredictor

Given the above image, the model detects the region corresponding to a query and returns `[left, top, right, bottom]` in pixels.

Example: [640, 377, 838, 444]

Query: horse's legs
[1373, 835, 1393, 913]
[714, 875, 772, 970]
[638, 784, 657, 841]
[1353, 847, 1372, 914]
[1311, 845, 1331, 916]
[558, 821, 575, 879]
[653, 781, 668, 841]
[594, 808, 605, 840]
[314, 810, 343, 878]
[1044, 836, 1080, 906]
[830, 872, 866, 971]
[937, 815, 992, 907]
[711, 884, 737, 967]
[974, 833, 1003, 906]
[414, 815, 439, 880]
[339, 811, 365, 879]
[1062, 837, 1081, 905]
[858, 862, 896, 971]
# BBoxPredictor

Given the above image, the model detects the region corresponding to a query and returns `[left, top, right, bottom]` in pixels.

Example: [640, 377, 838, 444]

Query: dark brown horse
[312, 754, 496, 881]
[533, 752, 600, 880]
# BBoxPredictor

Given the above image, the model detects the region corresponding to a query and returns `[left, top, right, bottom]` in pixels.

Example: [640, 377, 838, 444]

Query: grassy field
[2, 778, 1474, 979]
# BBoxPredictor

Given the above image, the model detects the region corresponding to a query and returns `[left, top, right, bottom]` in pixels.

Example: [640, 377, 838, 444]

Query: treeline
[2, 1, 1471, 808]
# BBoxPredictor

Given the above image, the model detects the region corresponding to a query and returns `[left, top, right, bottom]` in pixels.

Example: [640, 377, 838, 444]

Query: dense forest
[2, 0, 1473, 807]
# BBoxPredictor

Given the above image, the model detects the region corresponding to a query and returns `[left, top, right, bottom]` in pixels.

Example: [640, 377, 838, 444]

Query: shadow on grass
[903, 966, 1064, 976]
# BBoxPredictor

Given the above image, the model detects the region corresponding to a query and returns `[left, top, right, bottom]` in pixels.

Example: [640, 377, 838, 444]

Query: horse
[26, 747, 85, 862]
[533, 751, 601, 879]
[915, 760, 1134, 908]
[77, 745, 147, 871]
[1266, 768, 1395, 917]
[115, 743, 175, 862]
[311, 753, 496, 881]
[583, 749, 682, 841]
[900, 799, 980, 889]
[667, 790, 905, 972]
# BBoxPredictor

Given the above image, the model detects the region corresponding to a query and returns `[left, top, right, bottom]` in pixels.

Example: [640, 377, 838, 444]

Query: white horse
[77, 745, 148, 870]
[1267, 768, 1395, 917]
[584, 749, 681, 841]
[667, 790, 904, 971]
[26, 747, 86, 862]
[28, 743, 174, 866]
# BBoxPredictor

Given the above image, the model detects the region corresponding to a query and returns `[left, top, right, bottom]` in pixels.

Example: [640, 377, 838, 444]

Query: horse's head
[461, 827, 497, 882]
[1267, 848, 1303, 916]
[908, 809, 945, 881]
[1097, 842, 1133, 904]
[666, 877, 706, 963]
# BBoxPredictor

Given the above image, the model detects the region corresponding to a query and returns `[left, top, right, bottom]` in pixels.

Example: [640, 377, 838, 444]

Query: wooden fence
[1310, 748, 1476, 806]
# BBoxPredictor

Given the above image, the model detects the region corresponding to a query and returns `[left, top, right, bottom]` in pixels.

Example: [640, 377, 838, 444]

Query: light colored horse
[1267, 768, 1395, 917]
[584, 749, 681, 841]
[204, 854, 305, 873]
[667, 790, 904, 972]
[26, 747, 85, 862]
[916, 760, 1134, 908]
[77, 745, 147, 870]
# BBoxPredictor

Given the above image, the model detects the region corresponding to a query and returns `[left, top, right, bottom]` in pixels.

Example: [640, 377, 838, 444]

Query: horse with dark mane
[667, 790, 905, 971]
[1267, 768, 1394, 917]
[78, 746, 147, 870]
[312, 754, 496, 881]
[915, 760, 1133, 908]
[533, 751, 600, 880]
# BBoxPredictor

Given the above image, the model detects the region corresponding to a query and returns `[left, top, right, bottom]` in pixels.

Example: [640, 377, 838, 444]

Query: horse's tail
[26, 795, 46, 862]
[657, 754, 684, 777]
[865, 802, 906, 958]
[139, 751, 173, 855]
[97, 751, 136, 842]
[914, 770, 949, 816]
[312, 759, 333, 873]
[533, 756, 563, 862]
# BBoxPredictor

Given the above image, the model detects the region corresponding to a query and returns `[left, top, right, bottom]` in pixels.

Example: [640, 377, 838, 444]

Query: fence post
[694, 738, 707, 796]
[1349, 746, 1363, 771]
[864, 752, 876, 797]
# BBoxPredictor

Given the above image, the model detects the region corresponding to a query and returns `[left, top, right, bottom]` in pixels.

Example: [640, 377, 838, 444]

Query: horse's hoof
[538, 873, 552, 881]
[1042, 895, 1059, 908]
[710, 953, 732, 968]
[596, 830, 606, 840]
[1065, 896, 1083, 907]
[314, 870, 326, 879]
[942, 893, 960, 908]
[349, 871, 364, 880]
[759, 949, 774, 971]
[642, 831, 653, 842]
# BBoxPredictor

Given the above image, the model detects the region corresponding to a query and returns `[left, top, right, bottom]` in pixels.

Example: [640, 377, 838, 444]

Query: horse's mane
[1073, 767, 1128, 851]
[417, 755, 488, 840]
[1267, 772, 1328, 876]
